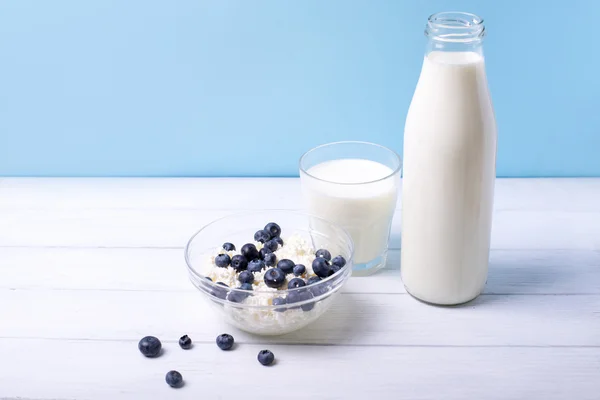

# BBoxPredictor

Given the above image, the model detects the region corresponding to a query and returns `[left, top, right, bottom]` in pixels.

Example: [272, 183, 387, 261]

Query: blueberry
[277, 259, 295, 274]
[332, 255, 346, 268]
[308, 279, 329, 297]
[259, 247, 272, 260]
[247, 259, 266, 273]
[241, 243, 260, 261]
[230, 255, 248, 272]
[165, 370, 183, 388]
[257, 349, 275, 366]
[211, 282, 229, 299]
[238, 270, 254, 284]
[205, 276, 213, 281]
[239, 282, 253, 291]
[287, 277, 306, 289]
[293, 264, 306, 276]
[315, 249, 332, 261]
[312, 257, 330, 278]
[287, 289, 315, 311]
[216, 333, 234, 350]
[264, 222, 281, 238]
[264, 239, 279, 252]
[272, 297, 286, 312]
[223, 242, 236, 252]
[274, 237, 284, 246]
[307, 276, 322, 285]
[254, 229, 272, 243]
[264, 267, 286, 288]
[179, 334, 192, 350]
[227, 289, 250, 303]
[215, 253, 231, 268]
[264, 253, 277, 267]
[138, 336, 162, 357]
[328, 264, 341, 276]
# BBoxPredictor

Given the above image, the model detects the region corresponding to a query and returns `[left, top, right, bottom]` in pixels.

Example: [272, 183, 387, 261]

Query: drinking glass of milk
[401, 12, 497, 305]
[300, 141, 401, 276]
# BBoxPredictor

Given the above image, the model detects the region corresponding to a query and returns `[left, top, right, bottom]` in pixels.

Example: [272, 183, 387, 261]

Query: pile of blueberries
[138, 333, 275, 389]
[207, 221, 347, 310]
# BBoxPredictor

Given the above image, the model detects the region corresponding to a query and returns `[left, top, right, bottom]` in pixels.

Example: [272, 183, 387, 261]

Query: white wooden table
[0, 178, 599, 399]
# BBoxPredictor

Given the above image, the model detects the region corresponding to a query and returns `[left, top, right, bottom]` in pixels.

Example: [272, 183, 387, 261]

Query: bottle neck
[425, 12, 485, 55]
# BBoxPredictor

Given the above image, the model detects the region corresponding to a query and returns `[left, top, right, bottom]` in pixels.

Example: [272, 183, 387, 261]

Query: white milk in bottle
[401, 12, 497, 305]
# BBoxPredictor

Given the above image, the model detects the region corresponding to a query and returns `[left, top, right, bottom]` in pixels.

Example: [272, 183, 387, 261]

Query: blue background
[1, 0, 599, 177]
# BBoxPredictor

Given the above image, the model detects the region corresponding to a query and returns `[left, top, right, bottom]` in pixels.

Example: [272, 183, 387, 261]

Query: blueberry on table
[254, 229, 272, 243]
[264, 267, 286, 288]
[239, 282, 253, 291]
[216, 333, 235, 350]
[264, 222, 281, 238]
[315, 249, 332, 261]
[293, 264, 306, 276]
[179, 335, 192, 350]
[272, 296, 286, 312]
[312, 258, 330, 278]
[287, 277, 306, 289]
[264, 239, 279, 252]
[287, 289, 315, 311]
[248, 259, 266, 273]
[331, 255, 346, 268]
[264, 253, 277, 267]
[223, 242, 236, 252]
[138, 336, 162, 357]
[257, 349, 275, 366]
[238, 270, 255, 284]
[165, 370, 183, 388]
[231, 255, 248, 272]
[241, 243, 260, 261]
[215, 254, 231, 268]
[277, 259, 295, 274]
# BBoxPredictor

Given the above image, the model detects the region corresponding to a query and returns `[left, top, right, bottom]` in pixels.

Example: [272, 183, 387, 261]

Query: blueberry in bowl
[184, 211, 353, 336]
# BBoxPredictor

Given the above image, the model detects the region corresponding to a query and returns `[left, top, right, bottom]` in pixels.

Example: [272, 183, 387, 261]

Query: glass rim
[428, 11, 484, 29]
[299, 141, 402, 186]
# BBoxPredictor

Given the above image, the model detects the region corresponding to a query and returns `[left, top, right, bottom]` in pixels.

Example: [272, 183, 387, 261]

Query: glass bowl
[185, 211, 354, 336]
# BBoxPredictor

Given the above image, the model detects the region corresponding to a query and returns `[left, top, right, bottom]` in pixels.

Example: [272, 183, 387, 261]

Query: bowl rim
[183, 210, 354, 306]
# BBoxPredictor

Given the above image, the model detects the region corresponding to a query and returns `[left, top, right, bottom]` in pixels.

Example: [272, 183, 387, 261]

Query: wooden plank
[1, 248, 599, 295]
[0, 289, 598, 346]
[0, 339, 598, 400]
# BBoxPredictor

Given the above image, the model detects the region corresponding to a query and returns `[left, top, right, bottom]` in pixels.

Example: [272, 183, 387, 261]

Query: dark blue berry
[230, 255, 248, 272]
[272, 297, 286, 312]
[216, 333, 234, 350]
[308, 279, 329, 297]
[257, 349, 275, 366]
[264, 253, 277, 267]
[277, 259, 295, 274]
[264, 267, 286, 288]
[331, 255, 346, 268]
[247, 259, 266, 273]
[215, 254, 231, 268]
[288, 277, 306, 289]
[165, 370, 183, 388]
[328, 264, 341, 276]
[312, 257, 330, 278]
[275, 237, 284, 246]
[315, 249, 332, 261]
[307, 276, 321, 285]
[254, 229, 272, 243]
[138, 336, 162, 357]
[238, 270, 254, 284]
[287, 289, 314, 311]
[239, 282, 253, 291]
[211, 282, 229, 299]
[259, 247, 272, 260]
[241, 243, 260, 261]
[264, 222, 281, 238]
[205, 276, 213, 281]
[227, 289, 250, 303]
[293, 264, 306, 276]
[223, 242, 236, 252]
[264, 239, 279, 252]
[179, 335, 192, 350]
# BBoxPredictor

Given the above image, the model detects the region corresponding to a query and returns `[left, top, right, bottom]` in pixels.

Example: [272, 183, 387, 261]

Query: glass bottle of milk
[401, 12, 497, 305]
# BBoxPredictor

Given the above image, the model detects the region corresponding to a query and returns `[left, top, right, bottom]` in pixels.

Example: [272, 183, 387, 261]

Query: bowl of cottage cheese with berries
[185, 211, 354, 335]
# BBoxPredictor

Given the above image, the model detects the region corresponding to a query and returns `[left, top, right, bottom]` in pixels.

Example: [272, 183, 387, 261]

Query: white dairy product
[302, 159, 399, 268]
[401, 50, 497, 305]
